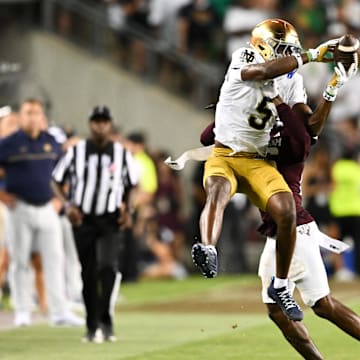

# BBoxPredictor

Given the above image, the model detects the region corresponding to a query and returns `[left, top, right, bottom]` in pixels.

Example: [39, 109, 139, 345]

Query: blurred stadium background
[2, 0, 360, 275]
[1, 0, 360, 358]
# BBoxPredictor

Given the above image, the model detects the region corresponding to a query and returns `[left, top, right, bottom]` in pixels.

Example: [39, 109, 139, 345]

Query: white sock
[274, 277, 288, 289]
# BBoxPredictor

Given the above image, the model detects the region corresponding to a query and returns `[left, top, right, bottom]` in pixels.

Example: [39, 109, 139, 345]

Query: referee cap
[89, 105, 112, 121]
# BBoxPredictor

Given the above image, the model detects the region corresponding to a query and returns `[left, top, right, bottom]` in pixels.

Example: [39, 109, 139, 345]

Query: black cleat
[267, 278, 303, 321]
[191, 243, 218, 278]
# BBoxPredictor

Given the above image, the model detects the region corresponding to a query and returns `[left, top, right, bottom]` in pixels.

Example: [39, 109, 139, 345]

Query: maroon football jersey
[258, 103, 315, 237]
[200, 121, 215, 146]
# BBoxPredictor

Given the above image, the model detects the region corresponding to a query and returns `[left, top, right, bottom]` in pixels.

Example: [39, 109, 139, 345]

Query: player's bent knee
[267, 192, 295, 223]
[312, 295, 334, 318]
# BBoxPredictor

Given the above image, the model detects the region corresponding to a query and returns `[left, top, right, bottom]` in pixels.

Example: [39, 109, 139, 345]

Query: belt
[20, 199, 49, 207]
[214, 141, 266, 159]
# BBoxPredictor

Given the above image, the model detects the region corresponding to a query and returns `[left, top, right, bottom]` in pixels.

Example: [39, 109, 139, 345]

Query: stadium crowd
[97, 0, 360, 91]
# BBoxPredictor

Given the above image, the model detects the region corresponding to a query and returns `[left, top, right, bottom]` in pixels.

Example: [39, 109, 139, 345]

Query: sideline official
[52, 106, 138, 343]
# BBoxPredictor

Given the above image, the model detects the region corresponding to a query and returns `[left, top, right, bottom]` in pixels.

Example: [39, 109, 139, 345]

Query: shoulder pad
[233, 47, 258, 65]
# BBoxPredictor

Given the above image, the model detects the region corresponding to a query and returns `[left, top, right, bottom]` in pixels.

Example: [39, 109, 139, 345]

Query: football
[334, 34, 360, 70]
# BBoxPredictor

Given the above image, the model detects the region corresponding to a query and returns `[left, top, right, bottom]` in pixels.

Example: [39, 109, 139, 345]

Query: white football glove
[323, 62, 358, 102]
[164, 145, 213, 170]
[261, 79, 279, 99]
[306, 38, 339, 62]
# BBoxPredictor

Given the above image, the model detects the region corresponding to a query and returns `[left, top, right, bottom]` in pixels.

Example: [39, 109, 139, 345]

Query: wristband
[323, 86, 337, 102]
[306, 52, 312, 62]
[306, 48, 318, 62]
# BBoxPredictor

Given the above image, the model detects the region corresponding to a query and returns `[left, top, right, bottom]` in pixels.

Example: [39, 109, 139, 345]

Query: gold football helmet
[250, 19, 302, 61]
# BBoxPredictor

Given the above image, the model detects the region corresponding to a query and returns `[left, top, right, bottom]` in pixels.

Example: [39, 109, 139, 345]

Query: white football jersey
[277, 72, 307, 107]
[214, 47, 307, 156]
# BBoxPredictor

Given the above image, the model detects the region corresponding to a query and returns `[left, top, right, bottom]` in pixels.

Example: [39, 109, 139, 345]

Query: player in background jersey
[191, 18, 338, 321]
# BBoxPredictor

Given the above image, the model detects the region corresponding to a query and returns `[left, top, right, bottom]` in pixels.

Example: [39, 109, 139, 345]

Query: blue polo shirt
[0, 130, 62, 204]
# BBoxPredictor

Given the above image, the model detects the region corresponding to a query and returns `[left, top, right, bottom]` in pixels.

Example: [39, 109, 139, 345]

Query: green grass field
[1, 275, 359, 359]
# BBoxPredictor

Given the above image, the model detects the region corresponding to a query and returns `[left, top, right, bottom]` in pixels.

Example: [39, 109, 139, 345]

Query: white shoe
[51, 311, 85, 327]
[82, 328, 104, 344]
[14, 311, 31, 327]
[101, 324, 117, 342]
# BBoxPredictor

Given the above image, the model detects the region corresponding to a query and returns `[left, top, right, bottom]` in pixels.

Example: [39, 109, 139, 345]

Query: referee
[52, 106, 138, 343]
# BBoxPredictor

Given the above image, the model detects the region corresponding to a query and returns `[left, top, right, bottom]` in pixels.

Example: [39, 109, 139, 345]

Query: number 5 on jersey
[248, 97, 273, 130]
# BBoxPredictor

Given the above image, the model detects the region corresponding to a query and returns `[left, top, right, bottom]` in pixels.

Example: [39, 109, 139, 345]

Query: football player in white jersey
[191, 18, 337, 322]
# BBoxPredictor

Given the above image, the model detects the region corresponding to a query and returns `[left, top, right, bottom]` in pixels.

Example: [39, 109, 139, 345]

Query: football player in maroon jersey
[258, 94, 360, 359]
[200, 60, 360, 358]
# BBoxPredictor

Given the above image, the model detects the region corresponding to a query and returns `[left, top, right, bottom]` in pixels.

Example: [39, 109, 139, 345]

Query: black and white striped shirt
[52, 139, 138, 215]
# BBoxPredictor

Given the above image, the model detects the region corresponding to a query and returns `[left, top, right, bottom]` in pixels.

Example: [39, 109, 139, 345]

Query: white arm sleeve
[165, 145, 214, 171]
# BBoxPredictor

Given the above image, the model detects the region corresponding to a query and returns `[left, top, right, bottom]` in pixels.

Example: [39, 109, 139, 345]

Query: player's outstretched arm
[241, 38, 339, 82]
[304, 61, 358, 136]
[164, 145, 214, 170]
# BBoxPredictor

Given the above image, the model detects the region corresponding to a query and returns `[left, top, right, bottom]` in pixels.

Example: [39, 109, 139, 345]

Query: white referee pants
[8, 200, 68, 318]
